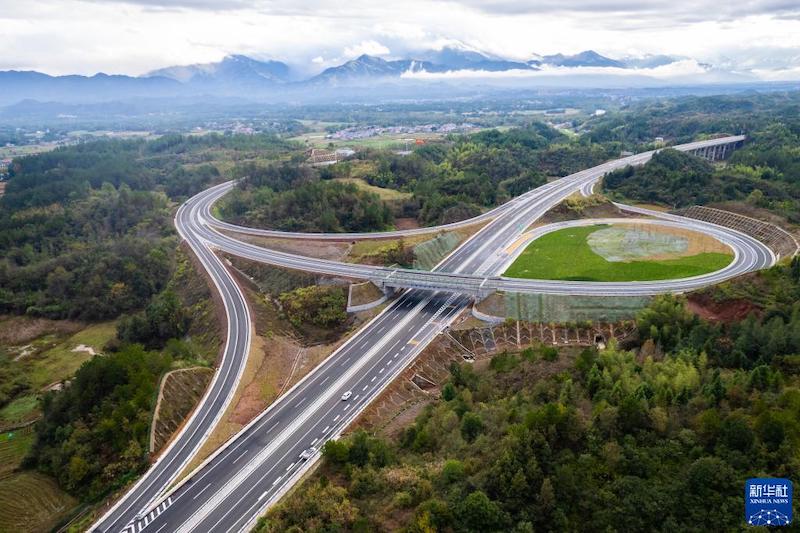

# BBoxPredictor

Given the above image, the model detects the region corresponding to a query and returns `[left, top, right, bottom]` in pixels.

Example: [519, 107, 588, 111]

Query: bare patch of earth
[687, 292, 759, 322]
[588, 223, 731, 262]
[0, 316, 84, 345]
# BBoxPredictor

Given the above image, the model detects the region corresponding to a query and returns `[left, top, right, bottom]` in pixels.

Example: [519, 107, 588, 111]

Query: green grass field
[504, 225, 733, 282]
[27, 321, 116, 390]
[0, 395, 39, 426]
[333, 177, 412, 201]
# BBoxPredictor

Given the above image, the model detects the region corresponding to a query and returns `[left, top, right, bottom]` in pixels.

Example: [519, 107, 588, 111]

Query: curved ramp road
[91, 204, 252, 532]
[92, 135, 761, 533]
[206, 136, 746, 241]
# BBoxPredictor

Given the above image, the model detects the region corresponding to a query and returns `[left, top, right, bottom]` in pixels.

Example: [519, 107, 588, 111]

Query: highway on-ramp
[92, 135, 765, 533]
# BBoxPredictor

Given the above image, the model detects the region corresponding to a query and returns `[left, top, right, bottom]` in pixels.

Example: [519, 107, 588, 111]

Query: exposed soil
[348, 282, 384, 307]
[151, 367, 214, 453]
[0, 316, 84, 345]
[219, 230, 351, 261]
[686, 292, 760, 322]
[538, 196, 629, 225]
[394, 217, 421, 230]
[597, 222, 732, 260]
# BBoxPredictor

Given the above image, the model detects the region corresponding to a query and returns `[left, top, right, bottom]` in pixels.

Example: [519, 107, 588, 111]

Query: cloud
[342, 40, 390, 58]
[450, 0, 800, 23]
[0, 0, 798, 78]
[400, 58, 710, 80]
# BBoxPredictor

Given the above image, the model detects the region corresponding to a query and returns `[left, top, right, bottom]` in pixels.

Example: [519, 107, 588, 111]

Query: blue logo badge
[745, 478, 792, 526]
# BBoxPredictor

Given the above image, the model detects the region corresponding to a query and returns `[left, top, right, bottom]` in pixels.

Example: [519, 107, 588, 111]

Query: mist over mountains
[0, 47, 784, 107]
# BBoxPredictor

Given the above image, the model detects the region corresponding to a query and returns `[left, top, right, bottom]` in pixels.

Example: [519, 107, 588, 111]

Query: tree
[459, 491, 507, 532]
[461, 411, 484, 442]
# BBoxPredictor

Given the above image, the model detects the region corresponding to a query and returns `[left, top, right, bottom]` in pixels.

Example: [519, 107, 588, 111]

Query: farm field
[0, 471, 78, 533]
[0, 425, 78, 532]
[504, 224, 733, 282]
[26, 321, 116, 391]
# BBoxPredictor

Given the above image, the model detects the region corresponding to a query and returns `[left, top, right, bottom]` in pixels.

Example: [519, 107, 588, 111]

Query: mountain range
[0, 47, 762, 105]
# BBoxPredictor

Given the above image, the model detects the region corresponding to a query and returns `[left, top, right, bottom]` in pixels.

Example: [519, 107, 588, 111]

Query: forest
[219, 122, 623, 230]
[257, 261, 800, 532]
[0, 133, 292, 319]
[603, 122, 800, 221]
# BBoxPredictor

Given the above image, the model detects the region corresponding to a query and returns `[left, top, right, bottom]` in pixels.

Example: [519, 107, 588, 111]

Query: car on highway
[299, 448, 315, 461]
[341, 391, 352, 401]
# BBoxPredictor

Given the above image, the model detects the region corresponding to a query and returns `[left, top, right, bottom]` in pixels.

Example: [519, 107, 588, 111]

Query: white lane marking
[149, 510, 155, 520]
[344, 404, 351, 411]
[379, 368, 384, 373]
[286, 462, 294, 471]
[311, 438, 318, 445]
[377, 325, 386, 333]
[294, 397, 306, 408]
[258, 491, 268, 501]
[362, 385, 368, 391]
[137, 522, 142, 532]
[320, 376, 329, 385]
[268, 421, 279, 432]
[193, 483, 213, 500]
[393, 353, 398, 358]
[354, 394, 360, 400]
[323, 425, 330, 432]
[168, 496, 172, 505]
[371, 376, 376, 382]
[341, 356, 351, 366]
[401, 346, 406, 351]
[272, 476, 282, 486]
[179, 297, 432, 532]
[155, 524, 168, 533]
[144, 516, 150, 526]
[233, 449, 248, 464]
[333, 415, 340, 421]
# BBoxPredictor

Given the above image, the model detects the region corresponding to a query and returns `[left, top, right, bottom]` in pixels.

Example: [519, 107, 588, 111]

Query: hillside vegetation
[219, 123, 624, 230]
[598, 98, 800, 222]
[257, 263, 800, 532]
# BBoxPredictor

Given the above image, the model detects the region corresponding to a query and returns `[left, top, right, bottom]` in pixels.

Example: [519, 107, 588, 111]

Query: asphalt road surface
[92, 135, 761, 533]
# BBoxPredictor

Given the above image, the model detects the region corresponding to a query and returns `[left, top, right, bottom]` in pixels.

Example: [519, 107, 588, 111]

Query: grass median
[504, 225, 733, 282]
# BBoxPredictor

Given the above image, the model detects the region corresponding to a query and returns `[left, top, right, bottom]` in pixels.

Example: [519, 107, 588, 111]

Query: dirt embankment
[353, 318, 635, 438]
[686, 292, 759, 322]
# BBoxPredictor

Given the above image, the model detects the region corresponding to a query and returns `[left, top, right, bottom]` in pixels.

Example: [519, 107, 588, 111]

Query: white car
[299, 448, 315, 461]
[341, 391, 352, 401]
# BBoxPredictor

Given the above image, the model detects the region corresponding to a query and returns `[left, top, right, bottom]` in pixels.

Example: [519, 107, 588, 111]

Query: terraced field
[0, 472, 77, 533]
[0, 424, 78, 532]
[0, 425, 34, 476]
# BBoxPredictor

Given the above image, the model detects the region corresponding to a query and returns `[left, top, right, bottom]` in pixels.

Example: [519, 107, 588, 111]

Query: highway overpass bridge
[93, 134, 767, 533]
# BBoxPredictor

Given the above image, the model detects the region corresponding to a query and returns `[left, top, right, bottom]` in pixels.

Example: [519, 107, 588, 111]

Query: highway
[91, 198, 253, 532]
[92, 134, 764, 533]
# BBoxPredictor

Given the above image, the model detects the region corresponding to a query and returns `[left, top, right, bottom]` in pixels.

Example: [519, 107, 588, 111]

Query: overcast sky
[1, 0, 799, 76]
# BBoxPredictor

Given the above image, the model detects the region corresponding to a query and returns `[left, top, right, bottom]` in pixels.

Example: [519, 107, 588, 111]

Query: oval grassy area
[503, 224, 734, 282]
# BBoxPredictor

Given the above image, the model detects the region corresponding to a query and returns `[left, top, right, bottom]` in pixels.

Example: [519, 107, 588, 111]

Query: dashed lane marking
[193, 483, 212, 500]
